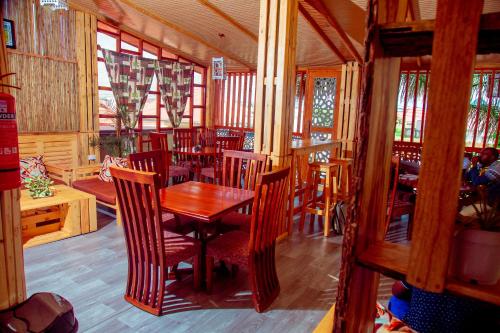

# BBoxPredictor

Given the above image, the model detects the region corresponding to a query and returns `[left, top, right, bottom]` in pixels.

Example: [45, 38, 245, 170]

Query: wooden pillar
[337, 61, 360, 158]
[0, 3, 26, 310]
[407, 0, 483, 292]
[76, 11, 99, 165]
[334, 0, 407, 332]
[205, 66, 216, 128]
[254, 0, 298, 167]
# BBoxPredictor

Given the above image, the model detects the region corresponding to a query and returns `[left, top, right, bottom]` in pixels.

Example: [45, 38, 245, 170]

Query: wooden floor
[24, 212, 349, 333]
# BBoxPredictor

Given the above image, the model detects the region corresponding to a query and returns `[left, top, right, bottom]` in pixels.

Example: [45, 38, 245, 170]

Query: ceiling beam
[298, 3, 346, 63]
[111, 0, 255, 69]
[196, 0, 258, 43]
[305, 0, 362, 63]
[380, 13, 500, 57]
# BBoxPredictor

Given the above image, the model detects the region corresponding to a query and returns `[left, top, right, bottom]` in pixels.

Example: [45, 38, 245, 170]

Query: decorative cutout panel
[312, 78, 337, 129]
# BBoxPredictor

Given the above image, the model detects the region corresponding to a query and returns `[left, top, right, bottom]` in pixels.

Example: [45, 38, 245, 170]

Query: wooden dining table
[159, 181, 254, 286]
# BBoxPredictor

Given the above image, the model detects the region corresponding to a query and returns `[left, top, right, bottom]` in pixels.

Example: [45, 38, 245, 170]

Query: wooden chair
[299, 162, 339, 237]
[149, 132, 189, 183]
[385, 158, 415, 240]
[128, 150, 167, 187]
[109, 166, 201, 316]
[218, 150, 268, 233]
[173, 128, 196, 176]
[200, 128, 217, 147]
[200, 136, 244, 184]
[205, 167, 290, 312]
[128, 150, 195, 236]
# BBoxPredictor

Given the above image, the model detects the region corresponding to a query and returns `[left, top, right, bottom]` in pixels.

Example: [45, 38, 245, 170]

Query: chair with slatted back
[218, 150, 268, 233]
[173, 128, 196, 175]
[385, 157, 415, 240]
[128, 150, 195, 235]
[109, 166, 201, 316]
[206, 167, 290, 312]
[149, 132, 189, 183]
[200, 128, 217, 147]
[200, 136, 244, 184]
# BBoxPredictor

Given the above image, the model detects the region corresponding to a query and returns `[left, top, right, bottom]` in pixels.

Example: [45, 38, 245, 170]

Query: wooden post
[205, 66, 216, 128]
[0, 4, 26, 310]
[333, 0, 407, 331]
[407, 0, 484, 292]
[254, 0, 298, 167]
[76, 11, 99, 165]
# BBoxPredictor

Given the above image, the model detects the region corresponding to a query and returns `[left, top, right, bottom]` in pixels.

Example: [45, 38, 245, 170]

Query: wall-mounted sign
[3, 19, 15, 49]
[212, 57, 226, 80]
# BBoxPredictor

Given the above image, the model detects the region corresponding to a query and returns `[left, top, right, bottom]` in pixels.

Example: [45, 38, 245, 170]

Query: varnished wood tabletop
[159, 181, 254, 222]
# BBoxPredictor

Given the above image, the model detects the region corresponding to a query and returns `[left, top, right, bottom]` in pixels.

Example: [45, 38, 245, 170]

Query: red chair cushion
[200, 167, 215, 179]
[72, 178, 116, 205]
[169, 165, 190, 179]
[206, 231, 249, 266]
[163, 231, 200, 267]
[220, 211, 251, 233]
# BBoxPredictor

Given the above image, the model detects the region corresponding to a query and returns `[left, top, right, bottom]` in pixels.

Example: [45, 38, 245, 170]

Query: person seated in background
[387, 281, 499, 332]
[465, 147, 500, 204]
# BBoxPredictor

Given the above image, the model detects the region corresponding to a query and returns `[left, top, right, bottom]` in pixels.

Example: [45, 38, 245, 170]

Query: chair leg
[323, 180, 331, 237]
[115, 206, 122, 225]
[206, 256, 214, 293]
[193, 255, 201, 290]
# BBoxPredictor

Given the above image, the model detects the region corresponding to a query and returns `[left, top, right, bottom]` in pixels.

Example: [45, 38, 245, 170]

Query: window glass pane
[121, 41, 138, 53]
[97, 32, 116, 57]
[150, 75, 158, 91]
[194, 71, 202, 85]
[179, 117, 190, 128]
[142, 118, 157, 131]
[142, 94, 157, 116]
[193, 108, 203, 127]
[99, 117, 117, 131]
[98, 61, 111, 87]
[193, 87, 204, 106]
[160, 107, 172, 128]
[143, 49, 157, 59]
[99, 90, 116, 116]
[184, 97, 191, 115]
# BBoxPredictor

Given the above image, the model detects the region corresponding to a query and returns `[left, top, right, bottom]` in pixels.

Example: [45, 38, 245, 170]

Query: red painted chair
[149, 132, 189, 183]
[200, 128, 217, 147]
[218, 150, 268, 233]
[206, 167, 290, 312]
[128, 150, 195, 235]
[200, 136, 244, 184]
[110, 166, 201, 316]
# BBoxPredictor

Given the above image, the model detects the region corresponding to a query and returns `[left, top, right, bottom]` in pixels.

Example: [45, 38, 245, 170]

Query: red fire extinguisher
[0, 91, 20, 190]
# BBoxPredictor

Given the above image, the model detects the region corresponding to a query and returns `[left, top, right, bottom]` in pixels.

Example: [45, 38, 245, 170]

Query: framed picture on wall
[3, 19, 15, 49]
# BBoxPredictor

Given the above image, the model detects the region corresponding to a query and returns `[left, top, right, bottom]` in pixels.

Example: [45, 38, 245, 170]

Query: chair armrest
[73, 164, 101, 180]
[45, 164, 72, 185]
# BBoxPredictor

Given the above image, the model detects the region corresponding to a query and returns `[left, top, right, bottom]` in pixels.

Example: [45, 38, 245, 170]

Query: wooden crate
[21, 185, 97, 248]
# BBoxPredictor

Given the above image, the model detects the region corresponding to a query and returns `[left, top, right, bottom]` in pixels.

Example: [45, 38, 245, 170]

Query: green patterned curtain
[155, 60, 194, 128]
[102, 49, 156, 130]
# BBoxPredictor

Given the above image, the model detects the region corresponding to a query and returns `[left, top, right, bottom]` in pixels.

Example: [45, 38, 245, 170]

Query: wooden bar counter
[287, 138, 340, 236]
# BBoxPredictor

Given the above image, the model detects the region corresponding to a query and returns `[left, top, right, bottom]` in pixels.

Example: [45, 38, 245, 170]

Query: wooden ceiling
[69, 0, 500, 70]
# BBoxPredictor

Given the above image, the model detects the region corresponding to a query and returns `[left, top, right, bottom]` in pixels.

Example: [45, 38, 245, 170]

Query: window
[97, 21, 207, 147]
[395, 67, 500, 151]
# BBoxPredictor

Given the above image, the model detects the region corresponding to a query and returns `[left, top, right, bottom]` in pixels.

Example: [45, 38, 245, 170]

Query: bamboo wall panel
[8, 53, 79, 132]
[3, 0, 76, 60]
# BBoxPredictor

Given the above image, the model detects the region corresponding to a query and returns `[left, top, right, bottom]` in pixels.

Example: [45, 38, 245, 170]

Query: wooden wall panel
[8, 54, 79, 132]
[0, 3, 25, 311]
[3, 0, 99, 165]
[336, 61, 360, 158]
